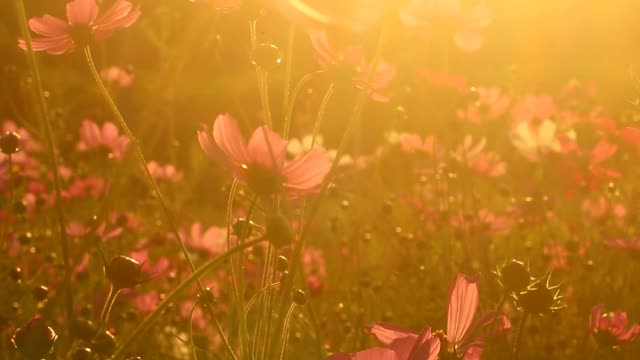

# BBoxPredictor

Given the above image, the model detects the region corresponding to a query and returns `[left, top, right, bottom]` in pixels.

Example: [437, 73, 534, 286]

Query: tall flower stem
[271, 21, 390, 360]
[311, 84, 335, 148]
[111, 237, 264, 359]
[281, 24, 296, 131]
[283, 72, 316, 140]
[14, 0, 73, 324]
[512, 313, 529, 360]
[99, 286, 120, 325]
[84, 45, 199, 285]
[83, 46, 237, 359]
[249, 20, 273, 128]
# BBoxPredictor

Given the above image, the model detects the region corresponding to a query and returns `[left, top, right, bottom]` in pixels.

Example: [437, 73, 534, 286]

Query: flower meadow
[2, 0, 640, 359]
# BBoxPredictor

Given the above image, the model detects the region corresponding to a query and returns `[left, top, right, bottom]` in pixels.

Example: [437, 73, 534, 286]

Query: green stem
[277, 303, 297, 360]
[249, 20, 272, 128]
[99, 286, 119, 325]
[189, 301, 200, 360]
[14, 0, 73, 324]
[281, 25, 296, 131]
[84, 46, 237, 359]
[273, 24, 390, 353]
[237, 195, 259, 357]
[512, 313, 529, 360]
[83, 45, 202, 285]
[110, 238, 264, 359]
[311, 84, 334, 148]
[283, 72, 316, 140]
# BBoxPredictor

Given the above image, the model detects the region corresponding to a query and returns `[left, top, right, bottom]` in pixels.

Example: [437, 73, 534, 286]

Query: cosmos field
[2, 0, 640, 359]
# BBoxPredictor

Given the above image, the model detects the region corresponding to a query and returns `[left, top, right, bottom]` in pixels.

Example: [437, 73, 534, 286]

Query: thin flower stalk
[14, 0, 73, 325]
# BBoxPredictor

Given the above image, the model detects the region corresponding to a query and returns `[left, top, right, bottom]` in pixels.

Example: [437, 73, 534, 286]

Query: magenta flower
[18, 0, 141, 55]
[77, 120, 130, 160]
[198, 114, 332, 197]
[590, 304, 640, 347]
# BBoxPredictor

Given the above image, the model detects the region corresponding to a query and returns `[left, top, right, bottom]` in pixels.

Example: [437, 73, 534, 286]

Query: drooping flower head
[18, 0, 141, 55]
[198, 114, 332, 197]
[589, 304, 640, 347]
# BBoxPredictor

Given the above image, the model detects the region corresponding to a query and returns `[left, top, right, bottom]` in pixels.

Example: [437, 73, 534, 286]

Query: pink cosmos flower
[18, 0, 141, 55]
[590, 304, 640, 347]
[310, 30, 396, 102]
[100, 66, 134, 88]
[329, 325, 441, 360]
[398, 133, 437, 155]
[511, 94, 557, 128]
[179, 222, 227, 255]
[400, 0, 492, 52]
[147, 161, 184, 183]
[63, 176, 106, 200]
[366, 275, 510, 360]
[198, 114, 331, 197]
[457, 86, 510, 124]
[77, 120, 130, 160]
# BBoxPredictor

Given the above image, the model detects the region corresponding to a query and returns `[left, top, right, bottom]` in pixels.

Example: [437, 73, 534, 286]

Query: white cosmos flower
[511, 119, 571, 161]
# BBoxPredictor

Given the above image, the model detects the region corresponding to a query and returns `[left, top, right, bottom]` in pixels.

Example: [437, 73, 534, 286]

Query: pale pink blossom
[310, 30, 396, 102]
[18, 0, 141, 55]
[511, 94, 557, 127]
[400, 0, 492, 52]
[180, 222, 227, 255]
[147, 161, 184, 183]
[100, 66, 134, 88]
[198, 114, 332, 197]
[458, 86, 510, 124]
[77, 120, 130, 160]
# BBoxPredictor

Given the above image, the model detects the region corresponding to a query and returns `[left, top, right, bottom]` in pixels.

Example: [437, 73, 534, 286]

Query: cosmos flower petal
[353, 348, 399, 360]
[366, 322, 417, 346]
[407, 327, 440, 360]
[66, 0, 99, 25]
[282, 148, 332, 191]
[28, 15, 71, 36]
[212, 114, 251, 167]
[19, 36, 74, 54]
[246, 126, 288, 171]
[447, 274, 479, 344]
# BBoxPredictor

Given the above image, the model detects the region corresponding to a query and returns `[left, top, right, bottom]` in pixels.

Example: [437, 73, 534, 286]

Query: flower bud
[71, 347, 93, 360]
[498, 259, 531, 293]
[11, 317, 57, 359]
[292, 289, 307, 305]
[31, 285, 49, 302]
[0, 131, 21, 155]
[70, 318, 97, 341]
[265, 214, 295, 248]
[91, 330, 116, 356]
[105, 255, 143, 290]
[276, 255, 289, 272]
